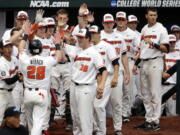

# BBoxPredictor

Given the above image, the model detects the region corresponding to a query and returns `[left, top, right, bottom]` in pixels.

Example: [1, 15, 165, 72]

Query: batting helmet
[29, 39, 42, 55]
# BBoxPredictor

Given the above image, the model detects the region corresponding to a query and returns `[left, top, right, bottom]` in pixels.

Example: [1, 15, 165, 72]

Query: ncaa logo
[111, 0, 117, 7]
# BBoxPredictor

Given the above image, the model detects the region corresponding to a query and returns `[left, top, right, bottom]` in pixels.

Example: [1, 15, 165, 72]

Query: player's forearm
[113, 65, 119, 79]
[18, 36, 27, 53]
[55, 50, 63, 62]
[96, 74, 102, 85]
[122, 54, 130, 75]
[99, 70, 108, 87]
[10, 29, 24, 43]
[152, 43, 169, 53]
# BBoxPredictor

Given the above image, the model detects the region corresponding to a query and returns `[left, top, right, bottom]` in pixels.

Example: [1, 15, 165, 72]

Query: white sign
[30, 0, 70, 7]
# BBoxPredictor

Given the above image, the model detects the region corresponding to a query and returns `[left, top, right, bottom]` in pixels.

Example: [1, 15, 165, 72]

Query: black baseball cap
[4, 106, 21, 118]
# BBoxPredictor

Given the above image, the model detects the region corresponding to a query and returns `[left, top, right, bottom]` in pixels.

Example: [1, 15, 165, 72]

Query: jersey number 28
[27, 66, 45, 80]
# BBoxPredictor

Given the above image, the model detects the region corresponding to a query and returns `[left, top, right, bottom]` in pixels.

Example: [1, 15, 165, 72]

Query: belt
[0, 88, 13, 92]
[162, 82, 175, 86]
[58, 62, 69, 64]
[73, 81, 89, 86]
[142, 57, 158, 61]
[27, 88, 39, 91]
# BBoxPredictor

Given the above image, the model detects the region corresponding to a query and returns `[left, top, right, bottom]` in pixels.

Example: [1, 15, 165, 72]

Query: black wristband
[55, 44, 61, 50]
[22, 34, 28, 41]
[152, 43, 160, 49]
[135, 58, 141, 66]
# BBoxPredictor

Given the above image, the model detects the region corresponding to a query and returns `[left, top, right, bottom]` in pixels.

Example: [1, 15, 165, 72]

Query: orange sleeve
[28, 24, 39, 40]
[59, 30, 65, 39]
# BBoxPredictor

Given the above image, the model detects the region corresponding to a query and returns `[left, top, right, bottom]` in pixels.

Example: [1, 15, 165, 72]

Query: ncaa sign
[111, 0, 117, 7]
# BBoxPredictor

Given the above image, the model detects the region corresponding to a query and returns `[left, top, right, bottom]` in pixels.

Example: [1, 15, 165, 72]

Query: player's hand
[17, 72, 23, 82]
[57, 17, 66, 27]
[87, 12, 94, 23]
[125, 73, 130, 84]
[96, 84, 104, 99]
[132, 55, 139, 61]
[111, 76, 118, 88]
[144, 38, 153, 45]
[64, 31, 71, 41]
[69, 36, 76, 45]
[78, 16, 87, 29]
[132, 65, 138, 75]
[35, 9, 44, 23]
[79, 3, 89, 16]
[54, 32, 63, 45]
[172, 93, 176, 100]
[22, 21, 31, 35]
[162, 72, 170, 79]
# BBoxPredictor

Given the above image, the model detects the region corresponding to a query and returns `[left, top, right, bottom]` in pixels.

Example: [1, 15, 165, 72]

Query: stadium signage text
[111, 0, 180, 7]
[30, 0, 70, 7]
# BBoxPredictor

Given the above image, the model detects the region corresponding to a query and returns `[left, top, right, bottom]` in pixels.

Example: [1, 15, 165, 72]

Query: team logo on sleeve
[1, 71, 6, 76]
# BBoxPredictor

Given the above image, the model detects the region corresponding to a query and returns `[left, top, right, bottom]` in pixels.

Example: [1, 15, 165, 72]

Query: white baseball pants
[93, 74, 113, 135]
[140, 57, 163, 124]
[70, 83, 96, 135]
[0, 90, 14, 125]
[110, 70, 124, 132]
[24, 88, 49, 135]
[122, 58, 135, 117]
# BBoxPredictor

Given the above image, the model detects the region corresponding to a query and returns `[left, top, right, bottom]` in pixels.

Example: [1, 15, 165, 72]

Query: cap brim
[16, 17, 28, 20]
[89, 30, 98, 33]
[76, 34, 85, 38]
[128, 20, 138, 23]
[172, 29, 180, 32]
[103, 20, 114, 22]
[116, 17, 126, 19]
[4, 112, 21, 119]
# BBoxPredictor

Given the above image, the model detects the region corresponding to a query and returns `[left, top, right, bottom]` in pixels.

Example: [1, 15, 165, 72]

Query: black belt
[162, 82, 175, 86]
[58, 62, 69, 64]
[0, 88, 13, 92]
[142, 57, 158, 61]
[73, 82, 89, 86]
[27, 88, 39, 91]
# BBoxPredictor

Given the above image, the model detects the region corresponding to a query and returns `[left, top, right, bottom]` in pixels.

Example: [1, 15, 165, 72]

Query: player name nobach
[30, 59, 43, 65]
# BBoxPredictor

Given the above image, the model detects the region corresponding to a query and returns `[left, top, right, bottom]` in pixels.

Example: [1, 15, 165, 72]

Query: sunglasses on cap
[116, 18, 126, 21]
[172, 31, 180, 33]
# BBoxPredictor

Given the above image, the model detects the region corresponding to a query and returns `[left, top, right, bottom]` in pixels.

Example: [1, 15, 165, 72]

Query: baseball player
[114, 11, 140, 122]
[133, 8, 169, 131]
[51, 9, 73, 127]
[89, 25, 119, 135]
[72, 3, 94, 36]
[2, 11, 29, 43]
[161, 34, 179, 116]
[33, 20, 53, 57]
[0, 39, 22, 125]
[18, 21, 63, 135]
[127, 15, 141, 37]
[8, 27, 27, 126]
[100, 13, 129, 135]
[127, 15, 142, 112]
[40, 17, 57, 134]
[171, 25, 180, 49]
[63, 28, 108, 135]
